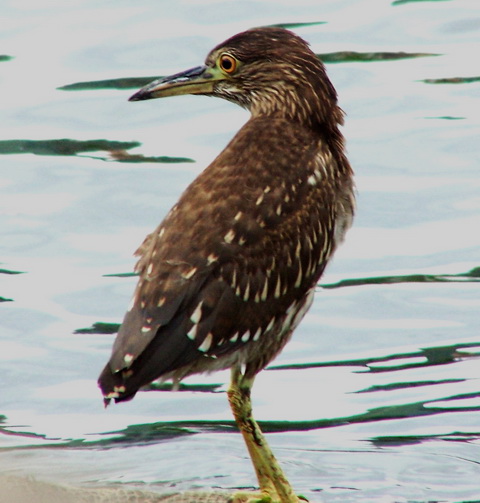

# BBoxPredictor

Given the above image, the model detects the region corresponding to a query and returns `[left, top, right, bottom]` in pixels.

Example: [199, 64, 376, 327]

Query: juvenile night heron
[99, 27, 355, 502]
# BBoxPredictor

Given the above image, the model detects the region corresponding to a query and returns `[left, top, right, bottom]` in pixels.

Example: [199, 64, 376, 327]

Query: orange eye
[219, 53, 237, 74]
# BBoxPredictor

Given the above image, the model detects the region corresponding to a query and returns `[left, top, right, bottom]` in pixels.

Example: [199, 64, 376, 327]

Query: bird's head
[130, 27, 343, 129]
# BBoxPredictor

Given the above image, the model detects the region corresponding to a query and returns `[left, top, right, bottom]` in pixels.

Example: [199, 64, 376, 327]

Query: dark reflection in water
[0, 139, 139, 156]
[319, 51, 440, 63]
[0, 139, 194, 163]
[392, 0, 452, 5]
[321, 267, 480, 289]
[1, 339, 478, 449]
[74, 322, 120, 334]
[1, 268, 24, 302]
[272, 341, 480, 372]
[268, 21, 326, 29]
[421, 75, 480, 84]
[58, 76, 161, 92]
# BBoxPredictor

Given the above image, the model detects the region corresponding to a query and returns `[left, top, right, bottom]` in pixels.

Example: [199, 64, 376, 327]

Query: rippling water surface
[1, 1, 479, 502]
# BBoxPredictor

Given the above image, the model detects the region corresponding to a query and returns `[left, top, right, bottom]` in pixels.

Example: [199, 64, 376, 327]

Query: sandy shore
[0, 475, 231, 503]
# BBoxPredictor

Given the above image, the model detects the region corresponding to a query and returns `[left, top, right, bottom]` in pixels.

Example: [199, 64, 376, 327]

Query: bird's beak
[129, 65, 225, 101]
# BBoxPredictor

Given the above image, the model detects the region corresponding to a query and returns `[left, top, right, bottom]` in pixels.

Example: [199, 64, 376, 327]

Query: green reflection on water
[1, 268, 24, 303]
[421, 76, 480, 84]
[0, 268, 25, 275]
[3, 388, 478, 449]
[392, 0, 451, 5]
[0, 139, 194, 163]
[321, 267, 480, 289]
[319, 51, 440, 63]
[371, 431, 480, 446]
[0, 139, 139, 156]
[1, 339, 478, 449]
[425, 116, 466, 120]
[268, 21, 326, 29]
[58, 76, 160, 92]
[74, 322, 120, 335]
[271, 341, 480, 372]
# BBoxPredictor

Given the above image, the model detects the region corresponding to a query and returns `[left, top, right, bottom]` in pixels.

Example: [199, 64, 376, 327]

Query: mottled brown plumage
[98, 27, 354, 501]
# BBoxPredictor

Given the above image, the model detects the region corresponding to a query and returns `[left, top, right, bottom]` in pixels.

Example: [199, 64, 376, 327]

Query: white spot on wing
[274, 275, 282, 299]
[182, 266, 197, 279]
[190, 301, 203, 325]
[294, 261, 303, 288]
[295, 240, 301, 260]
[230, 332, 239, 343]
[318, 219, 324, 237]
[261, 279, 268, 301]
[124, 353, 134, 365]
[207, 253, 218, 265]
[198, 332, 213, 352]
[241, 331, 250, 342]
[224, 229, 235, 243]
[306, 235, 313, 251]
[243, 281, 250, 302]
[266, 316, 275, 332]
[253, 328, 262, 341]
[186, 323, 198, 340]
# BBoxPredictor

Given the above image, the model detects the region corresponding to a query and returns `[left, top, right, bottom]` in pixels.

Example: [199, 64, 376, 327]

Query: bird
[98, 27, 355, 503]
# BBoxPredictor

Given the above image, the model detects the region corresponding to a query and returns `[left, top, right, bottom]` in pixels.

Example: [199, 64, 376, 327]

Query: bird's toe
[228, 490, 308, 503]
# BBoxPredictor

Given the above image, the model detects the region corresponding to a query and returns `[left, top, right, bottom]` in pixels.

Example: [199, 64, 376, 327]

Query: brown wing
[98, 117, 353, 403]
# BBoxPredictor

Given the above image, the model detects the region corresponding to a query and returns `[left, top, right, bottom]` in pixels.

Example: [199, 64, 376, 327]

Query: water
[1, 0, 480, 501]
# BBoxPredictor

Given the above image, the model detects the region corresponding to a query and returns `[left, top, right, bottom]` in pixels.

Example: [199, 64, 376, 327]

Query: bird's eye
[219, 53, 237, 74]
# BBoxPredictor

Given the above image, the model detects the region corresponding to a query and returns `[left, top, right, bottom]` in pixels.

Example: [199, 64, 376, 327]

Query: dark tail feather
[98, 324, 201, 406]
[98, 363, 139, 406]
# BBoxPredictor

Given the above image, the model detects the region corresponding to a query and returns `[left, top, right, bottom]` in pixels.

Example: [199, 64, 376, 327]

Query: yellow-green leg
[227, 366, 306, 503]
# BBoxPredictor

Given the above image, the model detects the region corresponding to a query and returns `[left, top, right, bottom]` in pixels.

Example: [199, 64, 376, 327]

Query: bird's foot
[228, 492, 269, 503]
[229, 490, 308, 503]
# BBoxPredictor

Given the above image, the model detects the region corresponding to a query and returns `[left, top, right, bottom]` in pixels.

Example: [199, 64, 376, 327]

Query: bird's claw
[229, 491, 308, 503]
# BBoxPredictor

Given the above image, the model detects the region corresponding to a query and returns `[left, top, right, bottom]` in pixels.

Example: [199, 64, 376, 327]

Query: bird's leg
[227, 366, 303, 503]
